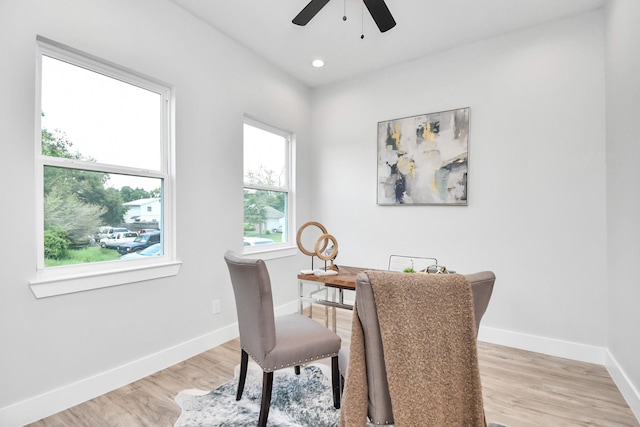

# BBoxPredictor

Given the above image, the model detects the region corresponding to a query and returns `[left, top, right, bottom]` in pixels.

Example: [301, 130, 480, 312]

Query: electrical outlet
[212, 299, 221, 314]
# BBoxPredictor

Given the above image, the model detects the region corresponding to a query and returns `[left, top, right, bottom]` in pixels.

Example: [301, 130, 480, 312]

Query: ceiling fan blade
[292, 0, 332, 26]
[362, 0, 396, 32]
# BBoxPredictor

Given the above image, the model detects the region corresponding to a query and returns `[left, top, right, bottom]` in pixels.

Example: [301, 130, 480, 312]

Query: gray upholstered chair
[340, 270, 495, 425]
[223, 250, 342, 427]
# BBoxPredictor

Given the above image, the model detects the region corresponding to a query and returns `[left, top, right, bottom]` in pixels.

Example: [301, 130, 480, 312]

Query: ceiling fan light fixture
[311, 59, 325, 68]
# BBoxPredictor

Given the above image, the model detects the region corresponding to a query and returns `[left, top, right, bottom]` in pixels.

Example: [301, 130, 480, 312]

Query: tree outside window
[37, 38, 171, 268]
[243, 120, 291, 248]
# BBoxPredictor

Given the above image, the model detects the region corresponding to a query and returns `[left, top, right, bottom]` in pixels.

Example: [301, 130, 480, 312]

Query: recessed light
[311, 59, 325, 68]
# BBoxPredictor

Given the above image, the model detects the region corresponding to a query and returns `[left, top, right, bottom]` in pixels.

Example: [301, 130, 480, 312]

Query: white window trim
[30, 36, 180, 298]
[243, 116, 297, 256]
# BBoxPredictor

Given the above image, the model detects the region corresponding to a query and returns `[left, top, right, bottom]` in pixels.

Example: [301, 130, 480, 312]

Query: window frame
[30, 36, 180, 298]
[242, 116, 296, 257]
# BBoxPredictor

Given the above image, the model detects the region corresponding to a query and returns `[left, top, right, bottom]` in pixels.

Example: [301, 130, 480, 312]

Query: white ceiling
[169, 0, 607, 87]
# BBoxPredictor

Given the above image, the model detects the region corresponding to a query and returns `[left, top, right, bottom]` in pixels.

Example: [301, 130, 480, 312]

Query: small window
[243, 118, 292, 251]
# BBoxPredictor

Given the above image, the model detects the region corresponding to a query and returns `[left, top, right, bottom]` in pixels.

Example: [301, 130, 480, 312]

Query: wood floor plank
[27, 308, 639, 427]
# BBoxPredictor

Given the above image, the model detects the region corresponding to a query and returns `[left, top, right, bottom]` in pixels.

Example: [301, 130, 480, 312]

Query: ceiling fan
[292, 0, 396, 33]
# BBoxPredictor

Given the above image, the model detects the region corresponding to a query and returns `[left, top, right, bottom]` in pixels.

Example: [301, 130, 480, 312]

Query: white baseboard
[4, 308, 637, 426]
[275, 301, 300, 316]
[478, 325, 607, 364]
[605, 350, 640, 422]
[0, 323, 239, 427]
[479, 325, 640, 424]
[0, 301, 300, 427]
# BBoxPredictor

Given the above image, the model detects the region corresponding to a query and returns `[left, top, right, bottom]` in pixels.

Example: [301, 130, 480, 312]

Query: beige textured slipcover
[340, 271, 487, 427]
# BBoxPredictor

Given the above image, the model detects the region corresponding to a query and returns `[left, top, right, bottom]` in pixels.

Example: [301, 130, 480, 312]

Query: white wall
[0, 0, 312, 424]
[311, 9, 640, 417]
[311, 12, 607, 358]
[2, 1, 638, 424]
[605, 0, 640, 419]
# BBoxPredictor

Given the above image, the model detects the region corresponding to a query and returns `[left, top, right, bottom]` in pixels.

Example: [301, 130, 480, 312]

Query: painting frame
[377, 107, 469, 206]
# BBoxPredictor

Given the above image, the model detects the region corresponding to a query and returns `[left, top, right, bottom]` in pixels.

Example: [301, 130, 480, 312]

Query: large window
[243, 118, 292, 250]
[32, 37, 178, 297]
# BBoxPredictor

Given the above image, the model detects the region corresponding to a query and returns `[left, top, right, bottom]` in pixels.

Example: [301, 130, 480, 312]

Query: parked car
[100, 232, 138, 248]
[117, 231, 161, 255]
[138, 228, 159, 234]
[243, 237, 275, 246]
[119, 243, 162, 260]
[272, 225, 283, 233]
[96, 227, 130, 241]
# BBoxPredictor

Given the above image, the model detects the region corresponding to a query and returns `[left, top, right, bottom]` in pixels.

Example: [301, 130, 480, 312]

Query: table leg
[331, 288, 338, 332]
[298, 279, 303, 314]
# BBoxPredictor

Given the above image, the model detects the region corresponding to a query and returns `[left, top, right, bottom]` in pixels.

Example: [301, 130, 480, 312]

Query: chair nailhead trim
[243, 349, 339, 373]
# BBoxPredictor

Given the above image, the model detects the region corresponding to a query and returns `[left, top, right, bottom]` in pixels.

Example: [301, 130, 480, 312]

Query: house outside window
[31, 36, 179, 298]
[243, 118, 292, 251]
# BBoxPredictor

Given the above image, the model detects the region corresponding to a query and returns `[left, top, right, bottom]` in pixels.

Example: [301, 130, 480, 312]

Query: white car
[97, 227, 129, 241]
[243, 237, 275, 246]
[100, 231, 138, 249]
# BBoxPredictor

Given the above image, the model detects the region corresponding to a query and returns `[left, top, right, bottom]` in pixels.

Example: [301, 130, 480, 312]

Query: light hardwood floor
[28, 308, 639, 427]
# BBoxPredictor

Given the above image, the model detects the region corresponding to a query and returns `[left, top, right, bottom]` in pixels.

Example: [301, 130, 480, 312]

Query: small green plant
[44, 227, 69, 260]
[403, 259, 415, 273]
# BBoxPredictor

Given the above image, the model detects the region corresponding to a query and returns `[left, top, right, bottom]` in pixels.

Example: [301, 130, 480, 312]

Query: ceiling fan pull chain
[343, 0, 347, 21]
[361, 2, 365, 39]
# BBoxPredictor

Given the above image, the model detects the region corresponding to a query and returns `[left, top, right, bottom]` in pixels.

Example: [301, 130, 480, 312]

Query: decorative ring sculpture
[296, 221, 328, 256]
[314, 233, 338, 260]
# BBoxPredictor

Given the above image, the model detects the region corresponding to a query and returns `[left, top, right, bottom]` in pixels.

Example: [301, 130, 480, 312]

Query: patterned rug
[174, 362, 506, 427]
[175, 362, 338, 427]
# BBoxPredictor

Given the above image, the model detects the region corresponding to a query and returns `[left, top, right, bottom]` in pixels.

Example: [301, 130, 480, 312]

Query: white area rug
[174, 361, 507, 427]
[174, 362, 339, 427]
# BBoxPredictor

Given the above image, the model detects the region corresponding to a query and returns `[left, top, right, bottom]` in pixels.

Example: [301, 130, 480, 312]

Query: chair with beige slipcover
[339, 270, 495, 426]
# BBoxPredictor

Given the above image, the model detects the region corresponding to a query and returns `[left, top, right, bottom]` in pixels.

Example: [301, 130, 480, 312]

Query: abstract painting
[377, 107, 469, 205]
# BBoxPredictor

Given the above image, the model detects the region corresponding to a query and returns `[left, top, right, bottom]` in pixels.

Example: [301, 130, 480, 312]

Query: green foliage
[102, 187, 128, 226]
[42, 128, 107, 206]
[45, 246, 121, 267]
[119, 186, 162, 202]
[245, 167, 281, 187]
[245, 165, 286, 212]
[403, 259, 415, 273]
[44, 184, 106, 247]
[244, 186, 286, 236]
[40, 123, 162, 265]
[41, 127, 127, 243]
[244, 189, 268, 233]
[44, 227, 69, 260]
[41, 128, 84, 160]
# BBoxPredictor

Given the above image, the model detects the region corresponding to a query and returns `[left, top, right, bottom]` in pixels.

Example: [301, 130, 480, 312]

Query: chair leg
[294, 365, 300, 375]
[331, 355, 341, 409]
[236, 349, 249, 401]
[258, 371, 274, 427]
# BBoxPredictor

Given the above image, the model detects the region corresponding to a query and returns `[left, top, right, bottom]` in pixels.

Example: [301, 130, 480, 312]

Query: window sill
[29, 260, 182, 298]
[242, 244, 298, 260]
